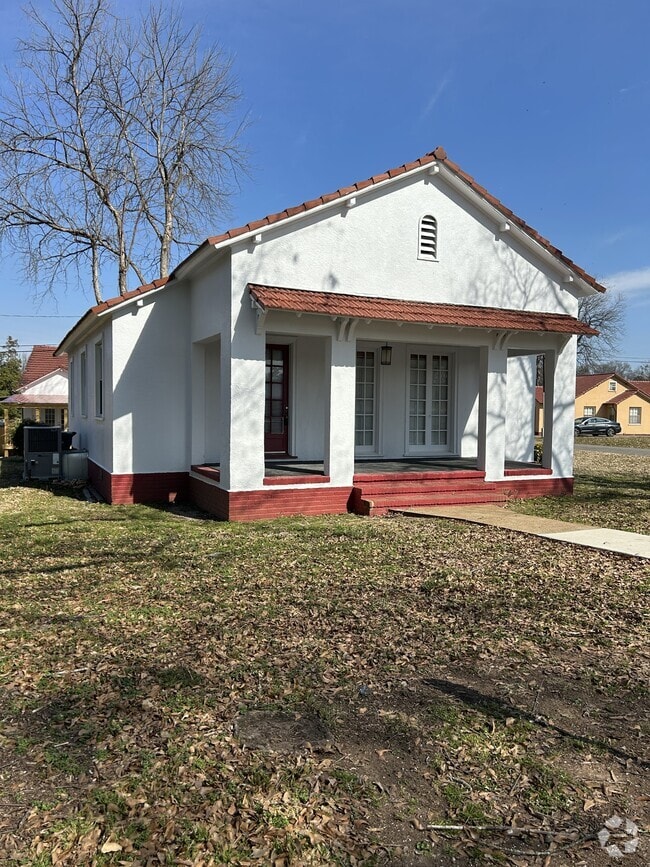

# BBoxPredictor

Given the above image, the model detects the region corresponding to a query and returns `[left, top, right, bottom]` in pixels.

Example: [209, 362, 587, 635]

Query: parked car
[574, 416, 621, 437]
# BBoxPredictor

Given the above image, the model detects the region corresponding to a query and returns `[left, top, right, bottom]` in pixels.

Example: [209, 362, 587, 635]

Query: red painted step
[357, 478, 498, 496]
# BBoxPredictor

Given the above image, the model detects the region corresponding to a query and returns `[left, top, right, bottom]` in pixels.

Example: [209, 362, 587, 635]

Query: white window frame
[94, 339, 104, 418]
[69, 357, 75, 417]
[43, 408, 56, 426]
[583, 406, 596, 416]
[629, 406, 641, 425]
[608, 380, 617, 392]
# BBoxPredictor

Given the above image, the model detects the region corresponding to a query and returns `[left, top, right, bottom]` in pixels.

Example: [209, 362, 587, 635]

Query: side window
[629, 407, 641, 425]
[418, 215, 438, 261]
[608, 380, 617, 392]
[94, 339, 104, 417]
[80, 349, 87, 417]
[69, 358, 75, 417]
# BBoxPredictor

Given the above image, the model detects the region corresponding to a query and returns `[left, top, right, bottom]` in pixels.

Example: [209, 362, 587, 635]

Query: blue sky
[0, 0, 648, 365]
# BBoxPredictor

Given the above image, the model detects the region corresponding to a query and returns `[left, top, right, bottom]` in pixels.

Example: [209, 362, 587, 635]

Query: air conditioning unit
[24, 426, 62, 480]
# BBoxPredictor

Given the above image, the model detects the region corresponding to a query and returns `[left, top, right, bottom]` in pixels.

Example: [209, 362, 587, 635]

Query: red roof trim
[248, 284, 597, 335]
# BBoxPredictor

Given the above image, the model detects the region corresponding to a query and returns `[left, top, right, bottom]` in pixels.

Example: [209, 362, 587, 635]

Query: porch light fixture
[380, 343, 392, 366]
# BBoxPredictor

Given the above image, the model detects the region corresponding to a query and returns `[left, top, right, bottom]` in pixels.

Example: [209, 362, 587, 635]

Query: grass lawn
[0, 456, 648, 866]
[510, 450, 650, 534]
[605, 435, 650, 449]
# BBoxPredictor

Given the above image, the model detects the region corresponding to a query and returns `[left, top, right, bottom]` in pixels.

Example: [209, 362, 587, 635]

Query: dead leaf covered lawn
[0, 473, 648, 865]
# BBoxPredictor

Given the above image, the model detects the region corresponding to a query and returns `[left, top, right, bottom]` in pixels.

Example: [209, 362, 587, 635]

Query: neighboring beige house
[1, 346, 69, 453]
[575, 373, 650, 434]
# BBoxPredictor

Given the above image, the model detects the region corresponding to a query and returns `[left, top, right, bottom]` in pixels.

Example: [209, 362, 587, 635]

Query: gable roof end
[57, 146, 606, 354]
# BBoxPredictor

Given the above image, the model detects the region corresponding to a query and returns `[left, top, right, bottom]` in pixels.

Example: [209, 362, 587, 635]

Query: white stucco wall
[64, 324, 112, 470]
[111, 283, 190, 474]
[230, 169, 577, 318]
[505, 354, 537, 463]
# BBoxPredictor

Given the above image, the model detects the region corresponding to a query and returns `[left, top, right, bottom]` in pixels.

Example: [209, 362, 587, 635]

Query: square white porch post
[542, 336, 576, 478]
[324, 337, 356, 486]
[219, 331, 266, 490]
[477, 345, 508, 481]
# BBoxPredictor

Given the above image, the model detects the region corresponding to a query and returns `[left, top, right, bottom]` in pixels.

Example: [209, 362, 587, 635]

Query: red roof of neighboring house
[1, 393, 68, 406]
[248, 285, 598, 335]
[631, 380, 650, 399]
[575, 373, 616, 397]
[57, 147, 607, 354]
[575, 372, 650, 402]
[21, 345, 68, 387]
[535, 386, 544, 405]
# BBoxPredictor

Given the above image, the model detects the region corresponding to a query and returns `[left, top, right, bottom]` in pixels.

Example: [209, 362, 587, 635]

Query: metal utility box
[62, 450, 89, 481]
[24, 426, 62, 480]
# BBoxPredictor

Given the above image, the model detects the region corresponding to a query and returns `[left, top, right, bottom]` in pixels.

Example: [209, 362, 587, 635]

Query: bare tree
[576, 290, 626, 372]
[0, 0, 247, 302]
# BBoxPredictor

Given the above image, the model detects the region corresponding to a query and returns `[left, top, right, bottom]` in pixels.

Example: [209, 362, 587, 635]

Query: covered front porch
[186, 285, 590, 520]
[190, 455, 560, 520]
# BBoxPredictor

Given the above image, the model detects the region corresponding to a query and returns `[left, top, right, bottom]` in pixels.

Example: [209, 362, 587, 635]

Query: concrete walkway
[398, 503, 650, 559]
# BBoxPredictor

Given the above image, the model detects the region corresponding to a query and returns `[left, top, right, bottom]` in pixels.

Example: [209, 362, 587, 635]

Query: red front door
[265, 345, 289, 454]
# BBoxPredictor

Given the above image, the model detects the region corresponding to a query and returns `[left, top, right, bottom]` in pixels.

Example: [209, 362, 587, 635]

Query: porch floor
[266, 457, 545, 478]
[190, 457, 549, 486]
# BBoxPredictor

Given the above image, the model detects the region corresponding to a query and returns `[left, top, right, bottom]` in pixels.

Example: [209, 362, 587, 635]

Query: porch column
[477, 345, 508, 481]
[324, 336, 356, 486]
[542, 336, 576, 477]
[219, 331, 265, 490]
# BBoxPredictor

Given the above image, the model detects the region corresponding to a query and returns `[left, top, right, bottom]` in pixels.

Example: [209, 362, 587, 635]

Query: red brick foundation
[88, 461, 574, 520]
[497, 476, 574, 498]
[89, 460, 190, 505]
[189, 475, 352, 521]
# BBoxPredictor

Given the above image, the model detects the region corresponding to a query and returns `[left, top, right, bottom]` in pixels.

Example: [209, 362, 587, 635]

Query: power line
[0, 313, 77, 318]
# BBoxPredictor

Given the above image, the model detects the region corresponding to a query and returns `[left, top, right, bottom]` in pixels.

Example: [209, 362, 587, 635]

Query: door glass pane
[430, 354, 448, 445]
[409, 354, 427, 445]
[355, 351, 375, 448]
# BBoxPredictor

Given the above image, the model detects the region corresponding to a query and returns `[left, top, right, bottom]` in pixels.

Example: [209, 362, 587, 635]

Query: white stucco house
[56, 147, 600, 520]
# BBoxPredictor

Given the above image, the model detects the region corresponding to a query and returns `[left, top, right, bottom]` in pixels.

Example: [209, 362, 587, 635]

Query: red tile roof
[248, 284, 598, 335]
[535, 386, 544, 404]
[21, 345, 68, 387]
[57, 146, 606, 353]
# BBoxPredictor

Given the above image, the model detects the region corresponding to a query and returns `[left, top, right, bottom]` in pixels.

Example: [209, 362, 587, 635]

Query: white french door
[406, 351, 454, 454]
[355, 349, 377, 454]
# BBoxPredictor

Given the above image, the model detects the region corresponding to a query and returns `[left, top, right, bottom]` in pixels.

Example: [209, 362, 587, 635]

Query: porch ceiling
[249, 285, 597, 335]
